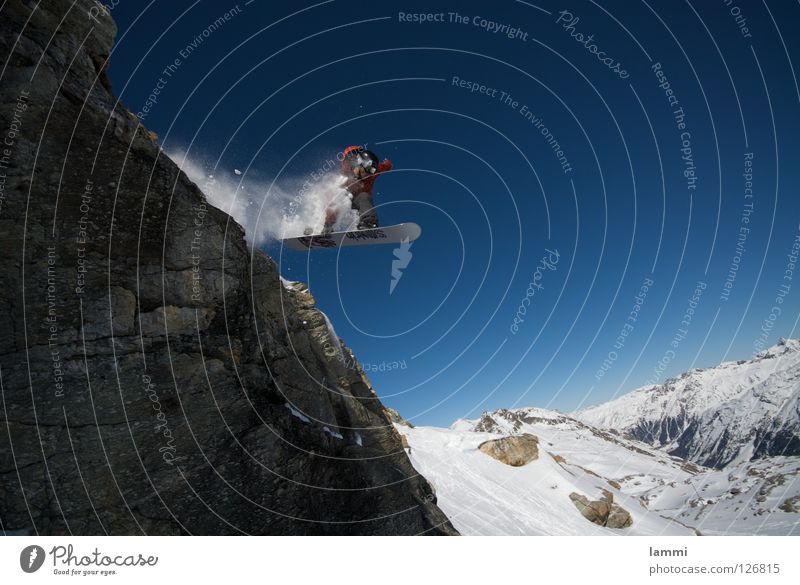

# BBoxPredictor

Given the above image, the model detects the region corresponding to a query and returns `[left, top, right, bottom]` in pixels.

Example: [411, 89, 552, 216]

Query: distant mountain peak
[452, 406, 575, 434]
[575, 339, 800, 468]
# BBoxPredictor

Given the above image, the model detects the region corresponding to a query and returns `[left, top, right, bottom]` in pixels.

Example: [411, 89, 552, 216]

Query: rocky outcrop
[0, 0, 455, 535]
[569, 492, 633, 529]
[605, 503, 634, 529]
[779, 495, 800, 513]
[385, 407, 414, 428]
[478, 434, 539, 467]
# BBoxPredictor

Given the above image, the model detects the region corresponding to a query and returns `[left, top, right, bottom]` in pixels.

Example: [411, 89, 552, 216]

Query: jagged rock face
[576, 339, 800, 469]
[0, 0, 456, 535]
[478, 434, 539, 467]
[385, 407, 414, 428]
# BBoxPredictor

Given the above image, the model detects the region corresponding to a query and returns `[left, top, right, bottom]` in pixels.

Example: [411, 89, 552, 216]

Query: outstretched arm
[377, 159, 392, 173]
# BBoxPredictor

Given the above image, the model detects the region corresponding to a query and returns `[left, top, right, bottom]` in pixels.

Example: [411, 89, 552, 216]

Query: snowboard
[281, 223, 421, 251]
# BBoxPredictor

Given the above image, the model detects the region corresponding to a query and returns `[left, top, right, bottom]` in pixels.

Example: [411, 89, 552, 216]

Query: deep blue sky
[107, 1, 800, 426]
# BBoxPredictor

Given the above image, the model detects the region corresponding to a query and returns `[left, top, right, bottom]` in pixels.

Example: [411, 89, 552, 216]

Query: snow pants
[352, 191, 378, 228]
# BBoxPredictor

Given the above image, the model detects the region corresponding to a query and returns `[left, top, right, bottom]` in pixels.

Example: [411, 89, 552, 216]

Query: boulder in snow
[569, 492, 633, 529]
[478, 434, 539, 467]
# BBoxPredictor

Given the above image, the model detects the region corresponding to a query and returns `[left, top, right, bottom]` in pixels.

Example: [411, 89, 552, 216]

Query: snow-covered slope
[399, 409, 698, 536]
[644, 456, 800, 535]
[575, 339, 800, 468]
[398, 407, 800, 535]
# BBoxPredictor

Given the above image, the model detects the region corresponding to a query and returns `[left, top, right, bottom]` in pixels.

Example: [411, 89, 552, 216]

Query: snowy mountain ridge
[574, 338, 800, 468]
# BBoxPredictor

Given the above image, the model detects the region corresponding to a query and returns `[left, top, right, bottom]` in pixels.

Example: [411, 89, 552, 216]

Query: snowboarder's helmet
[345, 147, 379, 174]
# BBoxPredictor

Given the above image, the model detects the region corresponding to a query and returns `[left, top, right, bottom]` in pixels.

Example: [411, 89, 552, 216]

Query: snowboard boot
[357, 218, 379, 230]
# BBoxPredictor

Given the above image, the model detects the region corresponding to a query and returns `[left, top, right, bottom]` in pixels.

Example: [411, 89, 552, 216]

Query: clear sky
[108, 0, 800, 426]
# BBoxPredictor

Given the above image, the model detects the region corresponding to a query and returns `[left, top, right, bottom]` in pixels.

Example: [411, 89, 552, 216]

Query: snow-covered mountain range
[575, 338, 800, 468]
[394, 340, 800, 535]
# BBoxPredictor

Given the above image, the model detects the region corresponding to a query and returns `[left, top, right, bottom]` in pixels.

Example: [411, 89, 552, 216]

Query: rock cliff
[0, 0, 455, 535]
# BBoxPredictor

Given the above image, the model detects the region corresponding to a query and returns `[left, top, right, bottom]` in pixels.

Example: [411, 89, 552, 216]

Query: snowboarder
[324, 146, 392, 232]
